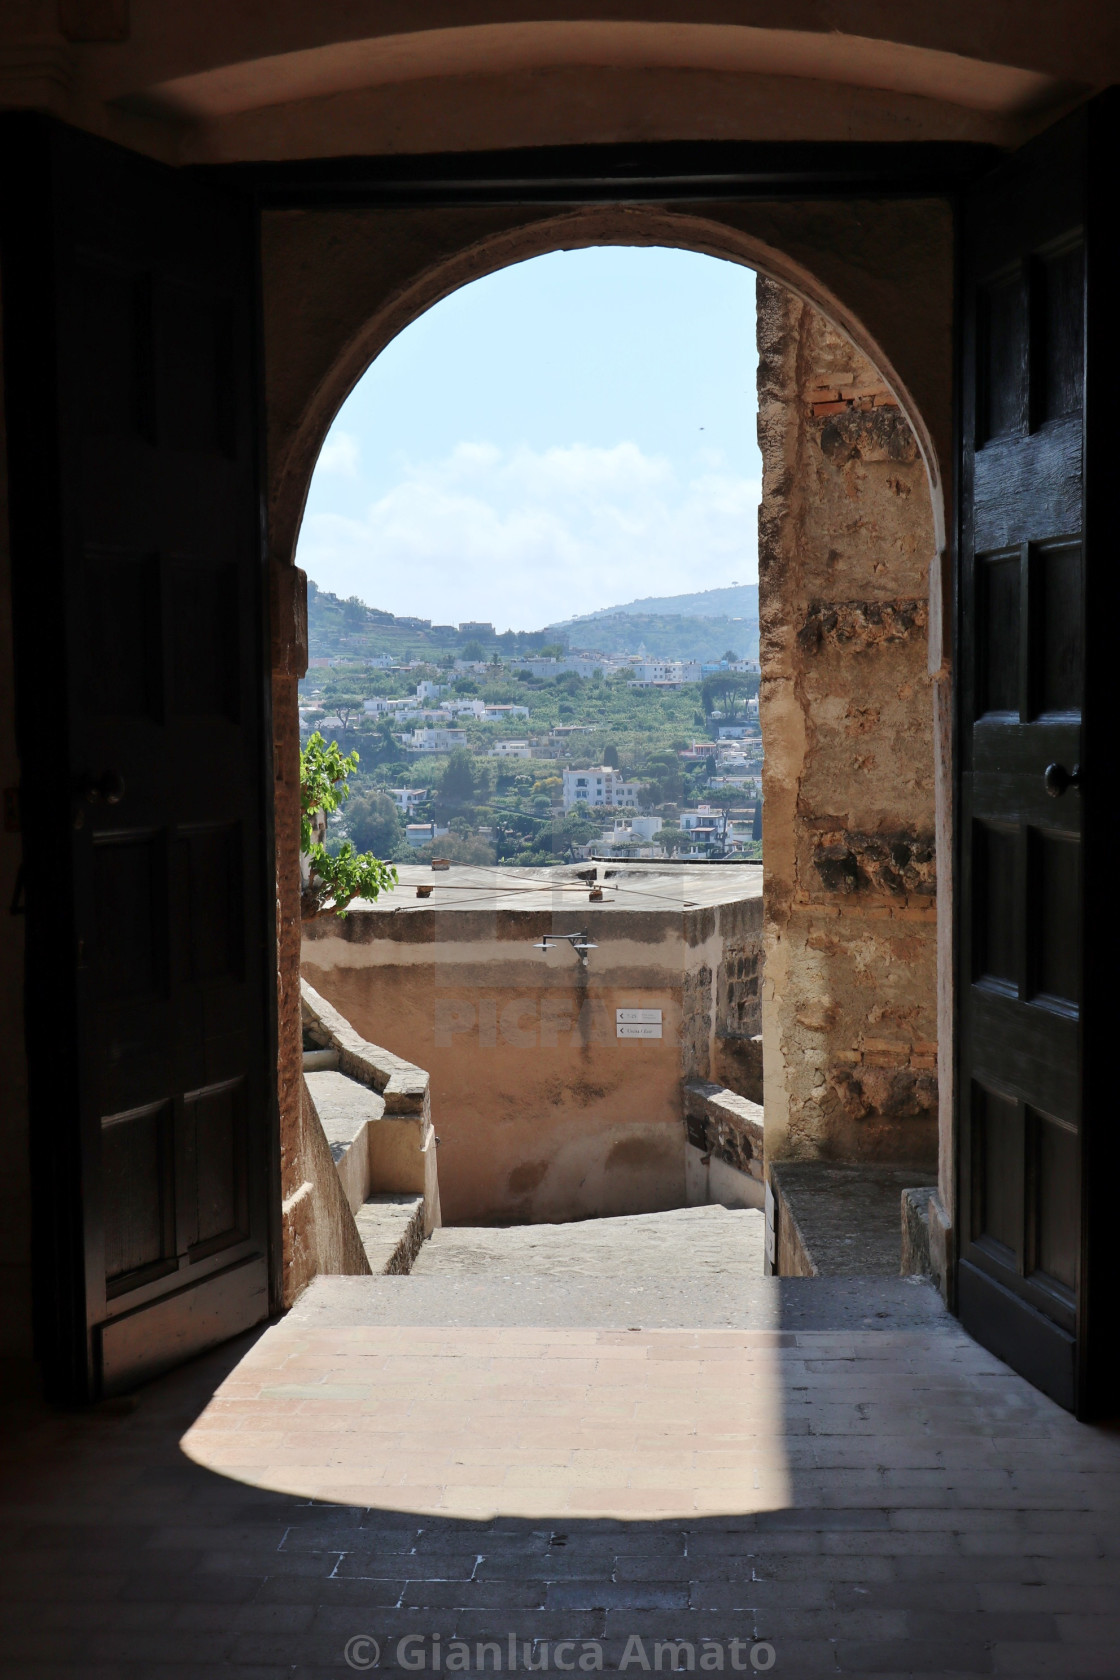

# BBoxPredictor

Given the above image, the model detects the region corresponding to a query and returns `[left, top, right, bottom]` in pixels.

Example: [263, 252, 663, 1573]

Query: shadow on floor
[2, 1289, 1119, 1678]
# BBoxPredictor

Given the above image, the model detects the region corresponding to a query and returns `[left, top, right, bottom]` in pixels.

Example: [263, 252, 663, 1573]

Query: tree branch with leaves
[300, 732, 397, 920]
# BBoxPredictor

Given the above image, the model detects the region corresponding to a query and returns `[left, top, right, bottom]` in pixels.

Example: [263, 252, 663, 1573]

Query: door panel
[956, 98, 1118, 1416]
[1, 118, 276, 1400]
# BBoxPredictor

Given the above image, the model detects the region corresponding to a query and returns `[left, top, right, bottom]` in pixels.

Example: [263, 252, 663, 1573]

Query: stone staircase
[301, 981, 441, 1277]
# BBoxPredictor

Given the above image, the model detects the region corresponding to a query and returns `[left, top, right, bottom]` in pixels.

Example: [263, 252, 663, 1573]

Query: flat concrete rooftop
[351, 861, 763, 917]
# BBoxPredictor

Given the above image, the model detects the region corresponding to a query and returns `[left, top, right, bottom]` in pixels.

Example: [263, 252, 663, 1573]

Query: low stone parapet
[302, 979, 441, 1236]
[766, 1161, 940, 1279]
[683, 1080, 765, 1210]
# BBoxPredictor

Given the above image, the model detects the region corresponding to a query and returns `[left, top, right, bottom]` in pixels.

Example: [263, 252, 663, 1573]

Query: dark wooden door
[1, 119, 277, 1400]
[957, 99, 1118, 1417]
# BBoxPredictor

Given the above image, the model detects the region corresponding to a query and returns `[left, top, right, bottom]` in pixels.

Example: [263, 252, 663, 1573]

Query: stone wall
[757, 277, 938, 1169]
[713, 926, 763, 1104]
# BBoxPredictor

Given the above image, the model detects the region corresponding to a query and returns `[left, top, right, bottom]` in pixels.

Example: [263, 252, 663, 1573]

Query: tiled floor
[2, 1280, 1119, 1677]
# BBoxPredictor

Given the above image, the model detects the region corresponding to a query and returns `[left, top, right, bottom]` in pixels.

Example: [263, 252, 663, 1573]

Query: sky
[296, 247, 760, 633]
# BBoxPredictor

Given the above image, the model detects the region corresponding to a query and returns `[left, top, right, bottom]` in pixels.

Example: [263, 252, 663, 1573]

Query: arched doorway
[272, 218, 948, 1267]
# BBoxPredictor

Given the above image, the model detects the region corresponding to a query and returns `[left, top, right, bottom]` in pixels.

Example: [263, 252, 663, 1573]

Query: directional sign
[617, 1008, 662, 1040]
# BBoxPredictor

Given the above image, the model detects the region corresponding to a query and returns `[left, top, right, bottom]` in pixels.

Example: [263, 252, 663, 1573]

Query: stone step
[355, 1193, 426, 1275]
[410, 1202, 765, 1279]
[286, 1269, 947, 1332]
[304, 1068, 386, 1216]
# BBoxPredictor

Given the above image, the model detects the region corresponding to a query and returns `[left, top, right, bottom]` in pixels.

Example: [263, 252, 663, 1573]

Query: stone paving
[1, 1224, 1120, 1677]
[410, 1205, 766, 1279]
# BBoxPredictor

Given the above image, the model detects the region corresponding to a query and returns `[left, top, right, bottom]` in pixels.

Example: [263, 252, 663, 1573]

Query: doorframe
[206, 138, 994, 207]
[3, 117, 1037, 1396]
[222, 132, 1000, 1309]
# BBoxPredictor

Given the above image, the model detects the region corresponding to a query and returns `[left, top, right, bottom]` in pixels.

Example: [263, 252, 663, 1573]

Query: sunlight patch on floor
[180, 1324, 792, 1520]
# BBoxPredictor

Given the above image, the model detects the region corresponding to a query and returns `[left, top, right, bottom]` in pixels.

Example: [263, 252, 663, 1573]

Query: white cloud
[315, 430, 361, 478]
[297, 440, 759, 630]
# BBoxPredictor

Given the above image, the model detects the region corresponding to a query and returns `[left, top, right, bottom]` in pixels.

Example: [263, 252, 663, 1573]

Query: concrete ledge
[902, 1186, 952, 1302]
[302, 978, 442, 1236]
[901, 1185, 938, 1278]
[685, 1142, 764, 1211]
[302, 979, 429, 1116]
[927, 1190, 952, 1302]
[684, 1080, 764, 1178]
[355, 1194, 426, 1275]
[768, 1161, 935, 1277]
[304, 1069, 385, 1217]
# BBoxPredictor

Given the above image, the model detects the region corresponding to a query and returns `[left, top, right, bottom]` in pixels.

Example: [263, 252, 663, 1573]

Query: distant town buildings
[511, 657, 610, 679]
[439, 697, 487, 717]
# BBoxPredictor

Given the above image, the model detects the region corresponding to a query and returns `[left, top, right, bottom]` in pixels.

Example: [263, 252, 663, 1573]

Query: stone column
[756, 278, 939, 1170]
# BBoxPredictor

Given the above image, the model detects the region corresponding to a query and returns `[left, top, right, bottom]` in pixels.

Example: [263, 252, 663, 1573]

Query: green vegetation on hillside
[302, 578, 763, 867]
[307, 582, 560, 663]
[302, 660, 761, 867]
[558, 610, 758, 662]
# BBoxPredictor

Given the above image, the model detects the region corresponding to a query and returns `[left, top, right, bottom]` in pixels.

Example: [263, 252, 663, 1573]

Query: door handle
[80, 770, 126, 805]
[1043, 762, 1080, 798]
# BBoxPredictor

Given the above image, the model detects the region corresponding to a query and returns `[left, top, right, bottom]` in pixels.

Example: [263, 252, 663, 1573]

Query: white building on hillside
[439, 697, 486, 717]
[405, 727, 466, 752]
[562, 766, 641, 812]
[389, 787, 428, 812]
[406, 820, 450, 848]
[575, 815, 664, 860]
[510, 657, 618, 679]
[629, 661, 703, 686]
[493, 740, 532, 758]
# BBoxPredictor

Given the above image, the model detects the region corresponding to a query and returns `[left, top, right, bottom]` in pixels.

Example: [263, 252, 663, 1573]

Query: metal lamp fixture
[530, 930, 599, 968]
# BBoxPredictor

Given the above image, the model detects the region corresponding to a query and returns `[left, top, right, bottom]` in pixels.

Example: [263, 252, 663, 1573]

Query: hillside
[555, 583, 759, 625]
[307, 583, 555, 662]
[307, 579, 759, 664]
[561, 611, 758, 662]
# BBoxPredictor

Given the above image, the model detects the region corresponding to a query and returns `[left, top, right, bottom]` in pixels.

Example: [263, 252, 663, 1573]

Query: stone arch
[266, 203, 947, 576]
[269, 196, 953, 1255]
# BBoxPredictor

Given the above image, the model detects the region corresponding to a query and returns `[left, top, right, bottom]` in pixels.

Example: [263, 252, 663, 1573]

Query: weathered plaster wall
[757, 276, 938, 1168]
[301, 889, 761, 1225]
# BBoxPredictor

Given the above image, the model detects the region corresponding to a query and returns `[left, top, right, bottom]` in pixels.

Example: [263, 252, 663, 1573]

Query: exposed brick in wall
[757, 278, 938, 1168]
